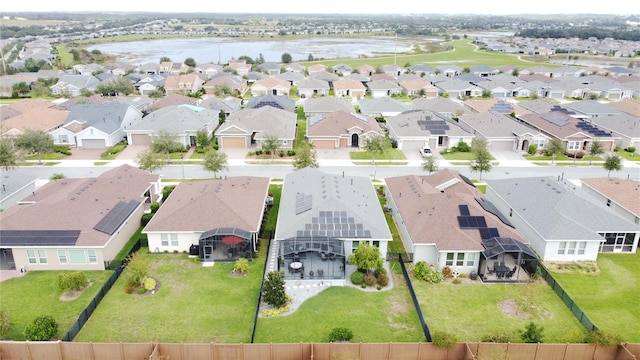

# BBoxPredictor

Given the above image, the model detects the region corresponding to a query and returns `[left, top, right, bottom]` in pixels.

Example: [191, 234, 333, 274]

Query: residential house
[463, 99, 528, 117]
[246, 71, 267, 84]
[257, 62, 282, 76]
[411, 97, 469, 119]
[470, 65, 499, 77]
[0, 73, 38, 97]
[125, 104, 218, 147]
[216, 106, 296, 150]
[164, 73, 205, 95]
[586, 114, 640, 150]
[297, 78, 330, 98]
[244, 94, 296, 112]
[309, 70, 340, 87]
[458, 111, 551, 152]
[408, 64, 435, 76]
[0, 99, 68, 137]
[284, 63, 305, 74]
[137, 62, 160, 75]
[366, 79, 401, 98]
[150, 93, 197, 111]
[520, 66, 553, 77]
[195, 63, 223, 77]
[307, 63, 328, 76]
[72, 63, 105, 76]
[0, 165, 160, 271]
[199, 96, 242, 118]
[385, 169, 537, 281]
[399, 78, 438, 98]
[250, 77, 291, 96]
[276, 72, 304, 86]
[332, 78, 366, 101]
[358, 97, 410, 117]
[332, 63, 353, 76]
[203, 73, 248, 96]
[486, 177, 640, 261]
[434, 79, 483, 99]
[385, 109, 474, 151]
[561, 100, 624, 118]
[580, 178, 640, 225]
[437, 65, 463, 77]
[50, 74, 100, 97]
[51, 102, 142, 148]
[607, 98, 640, 117]
[134, 74, 167, 96]
[143, 177, 270, 261]
[381, 64, 404, 78]
[517, 110, 618, 153]
[303, 97, 354, 118]
[273, 168, 392, 281]
[306, 110, 384, 149]
[356, 64, 375, 77]
[225, 60, 252, 76]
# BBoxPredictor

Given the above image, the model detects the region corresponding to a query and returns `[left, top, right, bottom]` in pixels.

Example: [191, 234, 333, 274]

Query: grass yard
[349, 149, 407, 161]
[254, 275, 423, 343]
[615, 149, 639, 161]
[550, 252, 640, 343]
[0, 270, 114, 341]
[412, 277, 586, 343]
[74, 248, 265, 343]
[441, 152, 495, 161]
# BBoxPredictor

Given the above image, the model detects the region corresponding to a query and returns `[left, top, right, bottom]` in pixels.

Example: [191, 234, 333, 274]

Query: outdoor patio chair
[487, 266, 495, 275]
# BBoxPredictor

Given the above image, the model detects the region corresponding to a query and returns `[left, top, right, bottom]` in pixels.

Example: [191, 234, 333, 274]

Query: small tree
[262, 271, 287, 308]
[470, 138, 492, 180]
[184, 57, 196, 67]
[14, 129, 54, 164]
[195, 129, 211, 148]
[136, 149, 166, 172]
[0, 310, 11, 339]
[347, 242, 383, 274]
[57, 272, 87, 292]
[151, 129, 183, 162]
[422, 156, 439, 174]
[281, 52, 292, 64]
[24, 315, 58, 341]
[519, 321, 544, 343]
[544, 138, 565, 164]
[627, 146, 636, 157]
[328, 327, 354, 342]
[233, 258, 250, 274]
[587, 140, 604, 165]
[0, 136, 22, 170]
[432, 331, 458, 349]
[293, 142, 319, 170]
[124, 252, 150, 288]
[261, 134, 280, 163]
[202, 149, 228, 178]
[363, 134, 388, 166]
[603, 153, 622, 178]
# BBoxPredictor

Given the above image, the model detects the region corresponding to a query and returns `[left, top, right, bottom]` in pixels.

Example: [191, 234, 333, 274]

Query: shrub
[452, 278, 462, 284]
[519, 321, 544, 343]
[374, 267, 387, 277]
[261, 304, 291, 317]
[287, 150, 296, 156]
[195, 146, 206, 153]
[413, 261, 444, 283]
[162, 185, 176, 201]
[364, 274, 377, 286]
[141, 213, 154, 226]
[456, 141, 471, 152]
[137, 287, 147, 294]
[233, 258, 250, 274]
[49, 173, 66, 180]
[255, 149, 263, 155]
[528, 144, 538, 155]
[481, 332, 512, 343]
[585, 330, 623, 346]
[57, 271, 86, 292]
[350, 271, 364, 285]
[24, 315, 58, 341]
[441, 266, 453, 278]
[53, 145, 72, 155]
[328, 327, 353, 342]
[376, 273, 389, 287]
[124, 252, 149, 288]
[125, 285, 136, 294]
[143, 277, 156, 292]
[0, 310, 11, 339]
[262, 271, 287, 308]
[627, 146, 636, 155]
[150, 202, 160, 213]
[432, 331, 458, 349]
[278, 150, 285, 157]
[377, 285, 382, 290]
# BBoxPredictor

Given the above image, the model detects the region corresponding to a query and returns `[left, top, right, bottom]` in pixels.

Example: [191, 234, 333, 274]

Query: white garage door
[81, 139, 106, 149]
[399, 140, 426, 151]
[130, 134, 152, 146]
[221, 137, 246, 149]
[490, 140, 515, 151]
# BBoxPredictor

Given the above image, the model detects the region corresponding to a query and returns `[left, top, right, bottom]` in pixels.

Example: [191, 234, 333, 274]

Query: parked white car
[419, 146, 433, 158]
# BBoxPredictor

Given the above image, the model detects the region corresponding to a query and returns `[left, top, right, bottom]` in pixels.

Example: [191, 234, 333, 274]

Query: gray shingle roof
[65, 102, 133, 134]
[129, 105, 218, 133]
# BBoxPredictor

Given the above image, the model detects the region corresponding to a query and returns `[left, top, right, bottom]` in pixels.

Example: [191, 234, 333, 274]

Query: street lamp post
[180, 154, 185, 179]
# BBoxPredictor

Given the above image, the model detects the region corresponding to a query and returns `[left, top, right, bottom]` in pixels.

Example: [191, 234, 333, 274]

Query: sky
[2, 0, 639, 16]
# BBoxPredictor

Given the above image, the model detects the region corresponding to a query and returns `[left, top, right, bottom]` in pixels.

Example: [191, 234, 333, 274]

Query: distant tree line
[516, 28, 640, 41]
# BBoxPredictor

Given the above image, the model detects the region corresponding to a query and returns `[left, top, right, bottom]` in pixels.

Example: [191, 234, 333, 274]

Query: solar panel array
[295, 210, 372, 238]
[458, 216, 488, 228]
[93, 200, 139, 235]
[475, 197, 515, 228]
[541, 113, 569, 126]
[417, 119, 450, 135]
[459, 204, 471, 216]
[490, 101, 513, 114]
[479, 227, 501, 240]
[576, 122, 612, 137]
[0, 230, 80, 246]
[295, 192, 313, 215]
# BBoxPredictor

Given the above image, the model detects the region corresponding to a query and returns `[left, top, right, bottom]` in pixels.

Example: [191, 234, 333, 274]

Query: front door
[204, 245, 214, 261]
[351, 133, 359, 147]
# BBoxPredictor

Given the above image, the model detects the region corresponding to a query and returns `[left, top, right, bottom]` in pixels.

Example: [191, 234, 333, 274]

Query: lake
[88, 36, 415, 65]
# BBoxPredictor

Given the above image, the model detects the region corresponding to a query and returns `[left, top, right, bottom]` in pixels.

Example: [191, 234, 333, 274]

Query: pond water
[88, 36, 415, 65]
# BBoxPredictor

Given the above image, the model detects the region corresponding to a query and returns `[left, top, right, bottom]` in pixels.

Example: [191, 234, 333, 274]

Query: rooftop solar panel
[459, 205, 470, 216]
[0, 230, 80, 246]
[93, 200, 139, 235]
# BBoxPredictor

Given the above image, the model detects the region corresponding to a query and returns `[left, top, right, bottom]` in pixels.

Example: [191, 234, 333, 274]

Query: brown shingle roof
[307, 111, 382, 137]
[581, 178, 640, 216]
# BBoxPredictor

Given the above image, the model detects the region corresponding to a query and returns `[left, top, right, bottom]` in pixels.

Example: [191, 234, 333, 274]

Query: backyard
[549, 251, 640, 343]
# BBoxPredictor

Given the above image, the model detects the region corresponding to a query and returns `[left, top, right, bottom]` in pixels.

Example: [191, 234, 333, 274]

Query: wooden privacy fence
[0, 341, 637, 360]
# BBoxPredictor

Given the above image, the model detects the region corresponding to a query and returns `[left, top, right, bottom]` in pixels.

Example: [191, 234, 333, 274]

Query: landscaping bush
[278, 150, 285, 157]
[585, 330, 623, 346]
[376, 273, 389, 287]
[137, 287, 147, 294]
[255, 149, 263, 155]
[124, 252, 149, 288]
[481, 332, 512, 343]
[150, 202, 160, 213]
[24, 315, 58, 341]
[374, 267, 387, 277]
[528, 144, 538, 155]
[455, 141, 471, 152]
[432, 331, 458, 349]
[125, 285, 136, 294]
[100, 144, 126, 158]
[287, 150, 296, 156]
[363, 274, 377, 287]
[195, 146, 206, 153]
[142, 277, 156, 292]
[53, 145, 72, 156]
[0, 310, 11, 339]
[350, 271, 364, 285]
[57, 271, 86, 292]
[262, 271, 287, 308]
[627, 146, 636, 155]
[328, 327, 353, 342]
[162, 185, 176, 201]
[413, 261, 444, 283]
[233, 258, 250, 274]
[441, 266, 453, 279]
[519, 321, 544, 343]
[141, 213, 154, 226]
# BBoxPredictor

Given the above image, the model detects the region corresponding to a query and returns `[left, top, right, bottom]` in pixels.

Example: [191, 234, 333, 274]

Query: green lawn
[74, 248, 265, 343]
[441, 152, 495, 161]
[0, 270, 114, 341]
[615, 149, 639, 161]
[349, 149, 407, 161]
[412, 278, 586, 343]
[550, 252, 640, 342]
[255, 277, 424, 343]
[295, 119, 307, 149]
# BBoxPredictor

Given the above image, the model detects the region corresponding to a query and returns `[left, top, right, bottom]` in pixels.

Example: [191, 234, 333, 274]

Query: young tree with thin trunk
[202, 149, 228, 179]
[136, 149, 166, 172]
[261, 134, 280, 163]
[292, 142, 319, 170]
[15, 129, 54, 164]
[364, 134, 388, 165]
[422, 156, 439, 174]
[470, 138, 492, 180]
[544, 138, 565, 165]
[588, 140, 604, 165]
[151, 129, 183, 162]
[603, 153, 622, 178]
[0, 137, 22, 170]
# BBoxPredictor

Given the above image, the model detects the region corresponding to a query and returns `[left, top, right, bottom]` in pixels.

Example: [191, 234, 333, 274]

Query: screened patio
[479, 237, 539, 283]
[197, 227, 255, 262]
[278, 236, 346, 280]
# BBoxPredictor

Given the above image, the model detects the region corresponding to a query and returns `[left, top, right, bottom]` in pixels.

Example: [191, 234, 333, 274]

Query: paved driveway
[66, 147, 103, 160]
[116, 145, 147, 160]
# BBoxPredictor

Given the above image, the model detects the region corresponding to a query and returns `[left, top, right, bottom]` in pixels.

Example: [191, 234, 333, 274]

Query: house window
[170, 234, 179, 247]
[577, 242, 586, 255]
[558, 242, 566, 255]
[445, 253, 454, 266]
[59, 134, 68, 143]
[456, 253, 464, 266]
[283, 140, 288, 145]
[58, 250, 68, 264]
[88, 250, 97, 264]
[27, 250, 37, 264]
[568, 242, 577, 255]
[69, 249, 86, 264]
[161, 233, 169, 246]
[534, 139, 546, 149]
[568, 141, 580, 151]
[373, 241, 380, 248]
[37, 249, 47, 264]
[466, 253, 477, 267]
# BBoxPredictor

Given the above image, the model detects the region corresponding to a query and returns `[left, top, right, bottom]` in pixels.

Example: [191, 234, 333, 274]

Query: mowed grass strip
[74, 248, 265, 343]
[551, 252, 640, 342]
[255, 274, 424, 343]
[412, 278, 586, 342]
[0, 270, 114, 341]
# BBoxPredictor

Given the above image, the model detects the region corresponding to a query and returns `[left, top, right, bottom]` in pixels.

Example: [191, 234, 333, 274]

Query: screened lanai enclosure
[195, 228, 256, 262]
[478, 237, 539, 283]
[278, 236, 346, 280]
